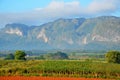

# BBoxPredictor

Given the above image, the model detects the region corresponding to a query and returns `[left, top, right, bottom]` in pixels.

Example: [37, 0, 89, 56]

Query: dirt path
[0, 76, 111, 80]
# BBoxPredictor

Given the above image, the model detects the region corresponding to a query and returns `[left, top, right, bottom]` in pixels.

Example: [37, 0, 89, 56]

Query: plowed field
[0, 76, 111, 80]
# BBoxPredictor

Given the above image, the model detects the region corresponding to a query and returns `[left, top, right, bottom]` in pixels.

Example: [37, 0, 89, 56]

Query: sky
[0, 0, 120, 28]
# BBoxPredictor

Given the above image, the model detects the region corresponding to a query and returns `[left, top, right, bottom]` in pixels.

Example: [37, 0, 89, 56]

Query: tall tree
[15, 50, 26, 60]
[105, 50, 120, 63]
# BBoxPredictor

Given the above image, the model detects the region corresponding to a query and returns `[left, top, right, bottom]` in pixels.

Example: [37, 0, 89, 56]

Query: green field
[0, 60, 120, 79]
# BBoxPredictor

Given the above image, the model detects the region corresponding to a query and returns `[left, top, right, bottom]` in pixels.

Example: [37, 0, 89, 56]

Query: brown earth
[0, 76, 112, 80]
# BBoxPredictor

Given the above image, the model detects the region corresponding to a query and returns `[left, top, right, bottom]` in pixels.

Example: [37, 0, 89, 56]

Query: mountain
[0, 16, 120, 51]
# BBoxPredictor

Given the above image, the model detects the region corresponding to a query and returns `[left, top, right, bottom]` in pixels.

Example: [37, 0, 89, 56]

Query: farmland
[0, 60, 120, 79]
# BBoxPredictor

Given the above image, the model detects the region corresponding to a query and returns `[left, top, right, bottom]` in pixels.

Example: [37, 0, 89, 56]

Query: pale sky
[0, 0, 120, 28]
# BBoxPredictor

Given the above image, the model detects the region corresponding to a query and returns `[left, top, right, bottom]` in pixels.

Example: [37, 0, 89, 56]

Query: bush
[105, 50, 120, 63]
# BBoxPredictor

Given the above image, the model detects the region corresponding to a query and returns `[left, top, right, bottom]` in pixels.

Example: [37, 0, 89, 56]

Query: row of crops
[0, 60, 120, 79]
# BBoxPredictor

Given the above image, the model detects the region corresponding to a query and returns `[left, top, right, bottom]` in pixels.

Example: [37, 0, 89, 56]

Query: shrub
[5, 53, 14, 60]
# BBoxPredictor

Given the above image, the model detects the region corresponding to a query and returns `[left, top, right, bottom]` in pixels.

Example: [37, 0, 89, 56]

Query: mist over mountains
[0, 16, 120, 51]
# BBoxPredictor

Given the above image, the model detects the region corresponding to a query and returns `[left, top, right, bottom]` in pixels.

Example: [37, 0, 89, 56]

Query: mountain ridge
[0, 16, 120, 51]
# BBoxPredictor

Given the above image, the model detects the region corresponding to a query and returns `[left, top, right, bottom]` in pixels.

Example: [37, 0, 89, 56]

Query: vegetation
[0, 60, 120, 79]
[36, 51, 68, 60]
[105, 50, 120, 63]
[14, 50, 26, 60]
[52, 51, 68, 59]
[5, 54, 14, 60]
[0, 50, 105, 60]
[1, 50, 120, 79]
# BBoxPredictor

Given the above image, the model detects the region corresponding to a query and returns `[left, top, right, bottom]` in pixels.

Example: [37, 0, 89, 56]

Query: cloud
[86, 0, 120, 14]
[36, 0, 120, 17]
[0, 0, 120, 28]
[44, 1, 81, 16]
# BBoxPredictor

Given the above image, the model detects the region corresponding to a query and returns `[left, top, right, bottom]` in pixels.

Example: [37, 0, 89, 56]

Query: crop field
[0, 60, 120, 79]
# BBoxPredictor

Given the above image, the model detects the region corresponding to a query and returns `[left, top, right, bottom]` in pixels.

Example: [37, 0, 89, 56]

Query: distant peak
[55, 17, 86, 22]
[96, 16, 119, 19]
[5, 23, 29, 29]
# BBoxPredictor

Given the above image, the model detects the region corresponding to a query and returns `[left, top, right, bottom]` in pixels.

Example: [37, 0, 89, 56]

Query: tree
[53, 51, 68, 59]
[105, 50, 120, 63]
[5, 53, 14, 60]
[14, 50, 26, 60]
[43, 51, 68, 60]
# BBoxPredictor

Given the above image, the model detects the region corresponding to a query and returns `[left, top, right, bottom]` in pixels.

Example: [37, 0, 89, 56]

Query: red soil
[0, 76, 110, 80]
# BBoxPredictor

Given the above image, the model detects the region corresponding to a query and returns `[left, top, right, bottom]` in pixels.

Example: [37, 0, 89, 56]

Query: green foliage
[43, 51, 68, 60]
[35, 55, 45, 60]
[14, 50, 26, 60]
[0, 60, 120, 79]
[105, 50, 120, 63]
[53, 51, 68, 59]
[5, 53, 14, 60]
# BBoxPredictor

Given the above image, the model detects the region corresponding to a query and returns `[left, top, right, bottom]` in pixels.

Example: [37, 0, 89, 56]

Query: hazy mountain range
[0, 16, 120, 51]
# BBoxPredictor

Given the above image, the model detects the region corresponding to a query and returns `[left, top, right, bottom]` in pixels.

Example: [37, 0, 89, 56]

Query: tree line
[5, 50, 68, 60]
[5, 50, 120, 64]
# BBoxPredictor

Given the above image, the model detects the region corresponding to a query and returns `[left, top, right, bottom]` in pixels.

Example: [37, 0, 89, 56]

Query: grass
[0, 60, 120, 79]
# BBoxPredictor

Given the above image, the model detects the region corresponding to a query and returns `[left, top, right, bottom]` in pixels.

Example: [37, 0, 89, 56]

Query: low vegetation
[0, 50, 120, 79]
[0, 60, 120, 79]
